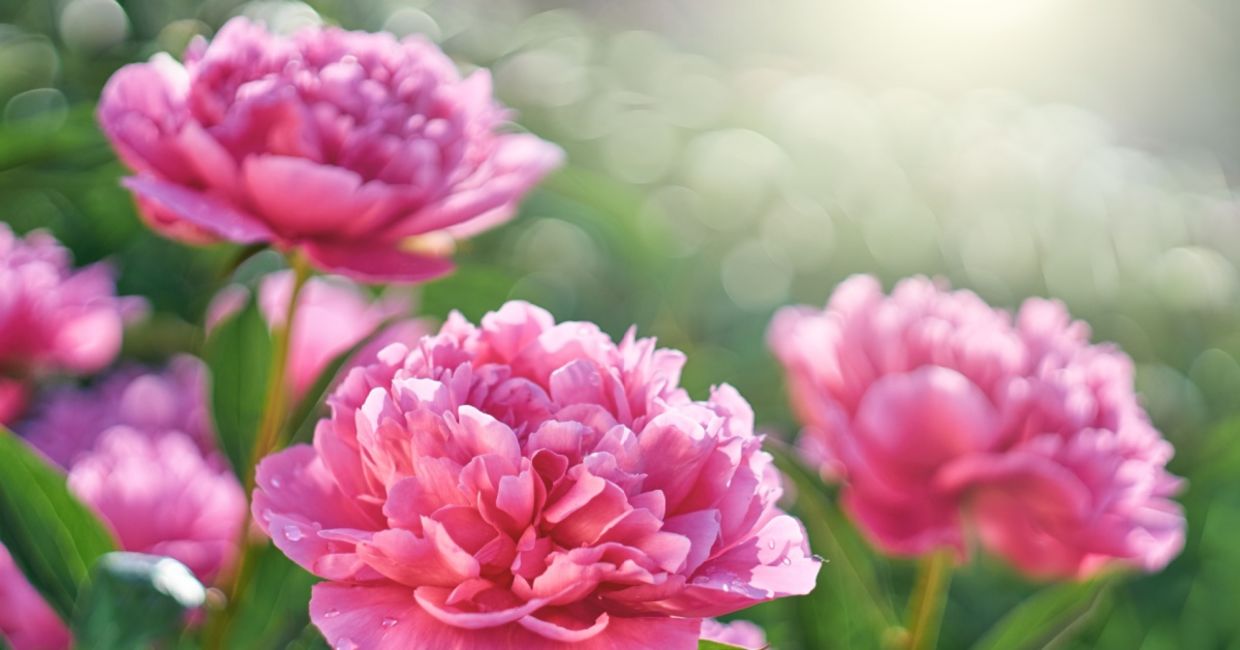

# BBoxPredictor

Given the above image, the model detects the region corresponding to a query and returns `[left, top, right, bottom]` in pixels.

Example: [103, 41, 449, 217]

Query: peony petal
[122, 175, 274, 244]
[301, 241, 455, 283]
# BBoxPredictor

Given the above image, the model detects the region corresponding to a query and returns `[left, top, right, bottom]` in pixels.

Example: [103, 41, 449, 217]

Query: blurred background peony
[1, 0, 1239, 648]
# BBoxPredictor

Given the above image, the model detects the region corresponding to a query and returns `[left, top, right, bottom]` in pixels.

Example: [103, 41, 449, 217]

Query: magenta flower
[0, 224, 143, 422]
[23, 355, 214, 468]
[769, 275, 1185, 579]
[209, 271, 431, 401]
[0, 544, 71, 650]
[97, 17, 563, 282]
[20, 357, 246, 583]
[253, 301, 819, 648]
[700, 618, 767, 649]
[67, 427, 246, 582]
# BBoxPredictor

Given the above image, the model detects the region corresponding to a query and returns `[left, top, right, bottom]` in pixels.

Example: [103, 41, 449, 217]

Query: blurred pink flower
[768, 275, 1185, 579]
[19, 357, 245, 582]
[700, 618, 767, 649]
[253, 301, 819, 649]
[208, 271, 432, 401]
[0, 225, 143, 423]
[98, 17, 562, 282]
[67, 427, 245, 582]
[23, 355, 213, 468]
[0, 545, 71, 650]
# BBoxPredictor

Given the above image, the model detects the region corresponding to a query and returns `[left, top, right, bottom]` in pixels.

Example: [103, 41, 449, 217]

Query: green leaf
[698, 641, 749, 650]
[224, 543, 320, 649]
[71, 553, 205, 649]
[284, 624, 331, 650]
[766, 440, 900, 648]
[0, 429, 117, 620]
[204, 295, 273, 478]
[971, 579, 1110, 650]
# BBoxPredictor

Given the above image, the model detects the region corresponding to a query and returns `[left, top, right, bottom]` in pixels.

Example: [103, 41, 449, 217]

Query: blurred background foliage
[1, 0, 1239, 648]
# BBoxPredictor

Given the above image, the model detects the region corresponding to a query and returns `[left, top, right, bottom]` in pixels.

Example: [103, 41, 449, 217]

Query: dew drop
[283, 525, 304, 542]
[335, 639, 358, 650]
[720, 583, 731, 593]
[323, 609, 340, 619]
[782, 557, 792, 566]
[270, 476, 282, 488]
[381, 617, 398, 629]
[767, 540, 776, 550]
[260, 509, 274, 523]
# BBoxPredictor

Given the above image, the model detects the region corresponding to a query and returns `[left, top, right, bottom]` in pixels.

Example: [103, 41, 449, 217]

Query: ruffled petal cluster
[0, 225, 142, 422]
[254, 301, 819, 649]
[98, 17, 562, 282]
[768, 275, 1185, 579]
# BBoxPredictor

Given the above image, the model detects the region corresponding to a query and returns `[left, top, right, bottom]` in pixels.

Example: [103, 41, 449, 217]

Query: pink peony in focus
[97, 17, 563, 283]
[253, 301, 820, 649]
[768, 275, 1185, 580]
[20, 357, 246, 583]
[209, 271, 431, 401]
[700, 618, 767, 649]
[0, 544, 71, 650]
[0, 224, 143, 422]
[23, 355, 213, 468]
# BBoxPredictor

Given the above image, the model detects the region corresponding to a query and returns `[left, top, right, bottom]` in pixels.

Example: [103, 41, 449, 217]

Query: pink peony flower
[19, 357, 246, 583]
[0, 224, 143, 421]
[0, 544, 71, 650]
[768, 275, 1185, 579]
[97, 17, 563, 283]
[23, 355, 214, 468]
[66, 427, 246, 583]
[700, 618, 767, 649]
[253, 301, 820, 649]
[209, 270, 432, 401]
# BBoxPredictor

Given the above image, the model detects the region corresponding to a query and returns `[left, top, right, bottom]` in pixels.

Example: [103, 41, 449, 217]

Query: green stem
[905, 549, 954, 650]
[204, 251, 312, 650]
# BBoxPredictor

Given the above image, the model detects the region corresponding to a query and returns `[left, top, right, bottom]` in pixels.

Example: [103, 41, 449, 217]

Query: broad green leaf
[699, 641, 748, 650]
[0, 429, 117, 620]
[71, 553, 205, 649]
[224, 544, 320, 649]
[971, 579, 1109, 650]
[204, 295, 273, 479]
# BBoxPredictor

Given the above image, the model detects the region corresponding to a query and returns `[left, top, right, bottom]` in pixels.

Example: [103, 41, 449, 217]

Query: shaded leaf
[224, 543, 320, 649]
[204, 295, 273, 479]
[0, 429, 117, 620]
[972, 579, 1109, 650]
[72, 553, 205, 649]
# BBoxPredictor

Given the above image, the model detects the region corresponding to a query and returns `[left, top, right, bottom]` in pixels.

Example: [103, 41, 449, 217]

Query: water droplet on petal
[767, 540, 776, 550]
[270, 476, 282, 488]
[335, 639, 358, 650]
[782, 557, 792, 566]
[720, 583, 731, 593]
[260, 509, 273, 523]
[381, 617, 398, 629]
[283, 525, 304, 542]
[323, 609, 340, 619]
